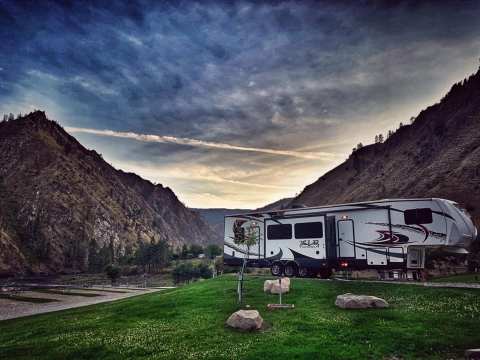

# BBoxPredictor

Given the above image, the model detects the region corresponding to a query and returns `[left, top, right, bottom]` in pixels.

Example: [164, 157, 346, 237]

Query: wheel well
[285, 261, 298, 269]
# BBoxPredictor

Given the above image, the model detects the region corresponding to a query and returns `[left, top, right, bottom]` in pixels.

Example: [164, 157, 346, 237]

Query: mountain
[192, 208, 252, 236]
[0, 111, 217, 276]
[255, 197, 293, 212]
[194, 197, 292, 234]
[291, 68, 480, 230]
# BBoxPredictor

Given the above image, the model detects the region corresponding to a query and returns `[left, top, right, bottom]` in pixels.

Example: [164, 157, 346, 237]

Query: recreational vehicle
[223, 198, 477, 279]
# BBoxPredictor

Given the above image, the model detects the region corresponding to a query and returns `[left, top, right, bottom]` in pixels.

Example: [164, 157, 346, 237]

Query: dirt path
[332, 278, 480, 289]
[0, 287, 166, 321]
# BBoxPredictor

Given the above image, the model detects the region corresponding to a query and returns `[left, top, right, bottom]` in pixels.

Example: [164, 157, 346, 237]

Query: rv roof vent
[291, 204, 307, 209]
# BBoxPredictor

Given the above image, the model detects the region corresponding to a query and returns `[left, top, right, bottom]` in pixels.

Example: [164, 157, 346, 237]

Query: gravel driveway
[0, 287, 165, 321]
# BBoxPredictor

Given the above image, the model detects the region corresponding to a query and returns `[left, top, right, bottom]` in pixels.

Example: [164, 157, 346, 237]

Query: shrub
[105, 264, 121, 285]
[172, 262, 213, 284]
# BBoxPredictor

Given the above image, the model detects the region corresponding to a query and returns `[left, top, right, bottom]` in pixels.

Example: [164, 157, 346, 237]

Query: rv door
[337, 219, 355, 258]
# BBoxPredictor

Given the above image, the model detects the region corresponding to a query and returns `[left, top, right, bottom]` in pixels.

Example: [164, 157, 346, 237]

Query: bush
[172, 262, 212, 284]
[105, 264, 121, 285]
[205, 244, 222, 259]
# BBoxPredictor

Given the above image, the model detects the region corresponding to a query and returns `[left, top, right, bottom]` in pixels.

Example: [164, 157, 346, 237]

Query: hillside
[192, 208, 252, 235]
[0, 112, 217, 276]
[1, 276, 479, 359]
[292, 68, 480, 229]
[194, 197, 292, 235]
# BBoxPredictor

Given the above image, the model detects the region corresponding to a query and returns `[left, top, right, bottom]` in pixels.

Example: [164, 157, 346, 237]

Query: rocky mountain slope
[292, 68, 480, 229]
[0, 112, 217, 276]
[194, 198, 292, 235]
[192, 208, 252, 236]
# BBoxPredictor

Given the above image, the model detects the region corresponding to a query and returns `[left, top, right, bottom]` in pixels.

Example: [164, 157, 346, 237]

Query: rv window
[294, 222, 323, 239]
[404, 208, 433, 225]
[267, 224, 292, 240]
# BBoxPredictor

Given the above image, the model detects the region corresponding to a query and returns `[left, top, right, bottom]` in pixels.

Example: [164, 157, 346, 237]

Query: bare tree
[233, 221, 259, 304]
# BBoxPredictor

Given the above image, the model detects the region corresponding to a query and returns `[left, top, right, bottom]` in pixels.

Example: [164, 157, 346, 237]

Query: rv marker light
[340, 261, 349, 268]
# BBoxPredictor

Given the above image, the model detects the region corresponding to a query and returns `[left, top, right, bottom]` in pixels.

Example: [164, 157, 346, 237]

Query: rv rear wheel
[318, 268, 332, 279]
[298, 266, 309, 278]
[284, 262, 298, 277]
[271, 262, 283, 277]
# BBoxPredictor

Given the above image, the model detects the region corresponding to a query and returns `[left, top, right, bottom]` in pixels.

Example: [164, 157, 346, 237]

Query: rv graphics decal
[299, 239, 320, 248]
[224, 241, 259, 257]
[373, 230, 409, 244]
[289, 248, 317, 260]
[366, 222, 446, 243]
[233, 219, 247, 242]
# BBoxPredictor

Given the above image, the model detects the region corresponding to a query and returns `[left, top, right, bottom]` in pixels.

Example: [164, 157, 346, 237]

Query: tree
[356, 142, 363, 150]
[172, 262, 212, 284]
[214, 256, 224, 275]
[387, 130, 394, 139]
[2, 114, 7, 122]
[399, 122, 404, 128]
[134, 240, 170, 272]
[8, 113, 14, 121]
[233, 222, 259, 304]
[189, 244, 203, 258]
[374, 135, 379, 143]
[378, 134, 384, 143]
[410, 116, 415, 124]
[180, 244, 189, 259]
[205, 244, 222, 259]
[105, 264, 121, 285]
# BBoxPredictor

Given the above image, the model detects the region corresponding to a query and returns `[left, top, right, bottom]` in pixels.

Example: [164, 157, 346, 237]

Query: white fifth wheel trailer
[223, 198, 477, 279]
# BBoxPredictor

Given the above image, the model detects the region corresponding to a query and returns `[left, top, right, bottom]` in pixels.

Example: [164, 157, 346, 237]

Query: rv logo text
[299, 239, 319, 248]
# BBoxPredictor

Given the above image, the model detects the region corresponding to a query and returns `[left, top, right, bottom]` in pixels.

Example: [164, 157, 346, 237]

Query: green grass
[1, 276, 480, 360]
[0, 294, 58, 303]
[431, 273, 480, 283]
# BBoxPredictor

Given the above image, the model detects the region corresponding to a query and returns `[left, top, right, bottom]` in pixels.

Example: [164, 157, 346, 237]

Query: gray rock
[226, 309, 263, 331]
[335, 293, 389, 309]
[264, 278, 290, 294]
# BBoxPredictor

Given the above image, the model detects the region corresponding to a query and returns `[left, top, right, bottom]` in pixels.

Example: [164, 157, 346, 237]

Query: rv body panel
[265, 215, 326, 265]
[223, 198, 477, 275]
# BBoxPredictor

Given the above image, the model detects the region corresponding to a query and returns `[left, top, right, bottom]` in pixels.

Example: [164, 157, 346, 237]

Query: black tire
[319, 268, 333, 279]
[284, 262, 298, 277]
[271, 262, 283, 277]
[298, 266, 309, 278]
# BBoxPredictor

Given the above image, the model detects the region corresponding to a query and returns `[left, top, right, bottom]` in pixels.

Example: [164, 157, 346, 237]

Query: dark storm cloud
[1, 0, 479, 207]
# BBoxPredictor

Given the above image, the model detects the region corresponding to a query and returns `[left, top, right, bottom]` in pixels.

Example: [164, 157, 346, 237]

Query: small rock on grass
[226, 309, 263, 331]
[335, 293, 389, 309]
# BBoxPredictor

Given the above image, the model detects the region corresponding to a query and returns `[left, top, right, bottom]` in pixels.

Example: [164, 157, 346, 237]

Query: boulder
[226, 310, 263, 331]
[335, 293, 389, 309]
[263, 280, 276, 293]
[264, 278, 290, 294]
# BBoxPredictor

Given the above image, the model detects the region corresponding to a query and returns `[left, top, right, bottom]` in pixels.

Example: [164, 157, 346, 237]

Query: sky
[1, 0, 479, 208]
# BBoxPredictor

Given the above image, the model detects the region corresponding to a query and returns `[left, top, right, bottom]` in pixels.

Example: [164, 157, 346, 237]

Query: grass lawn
[431, 273, 480, 283]
[1, 276, 479, 360]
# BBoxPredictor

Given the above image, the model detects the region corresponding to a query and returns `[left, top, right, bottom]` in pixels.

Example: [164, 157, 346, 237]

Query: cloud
[1, 0, 480, 207]
[66, 126, 339, 160]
